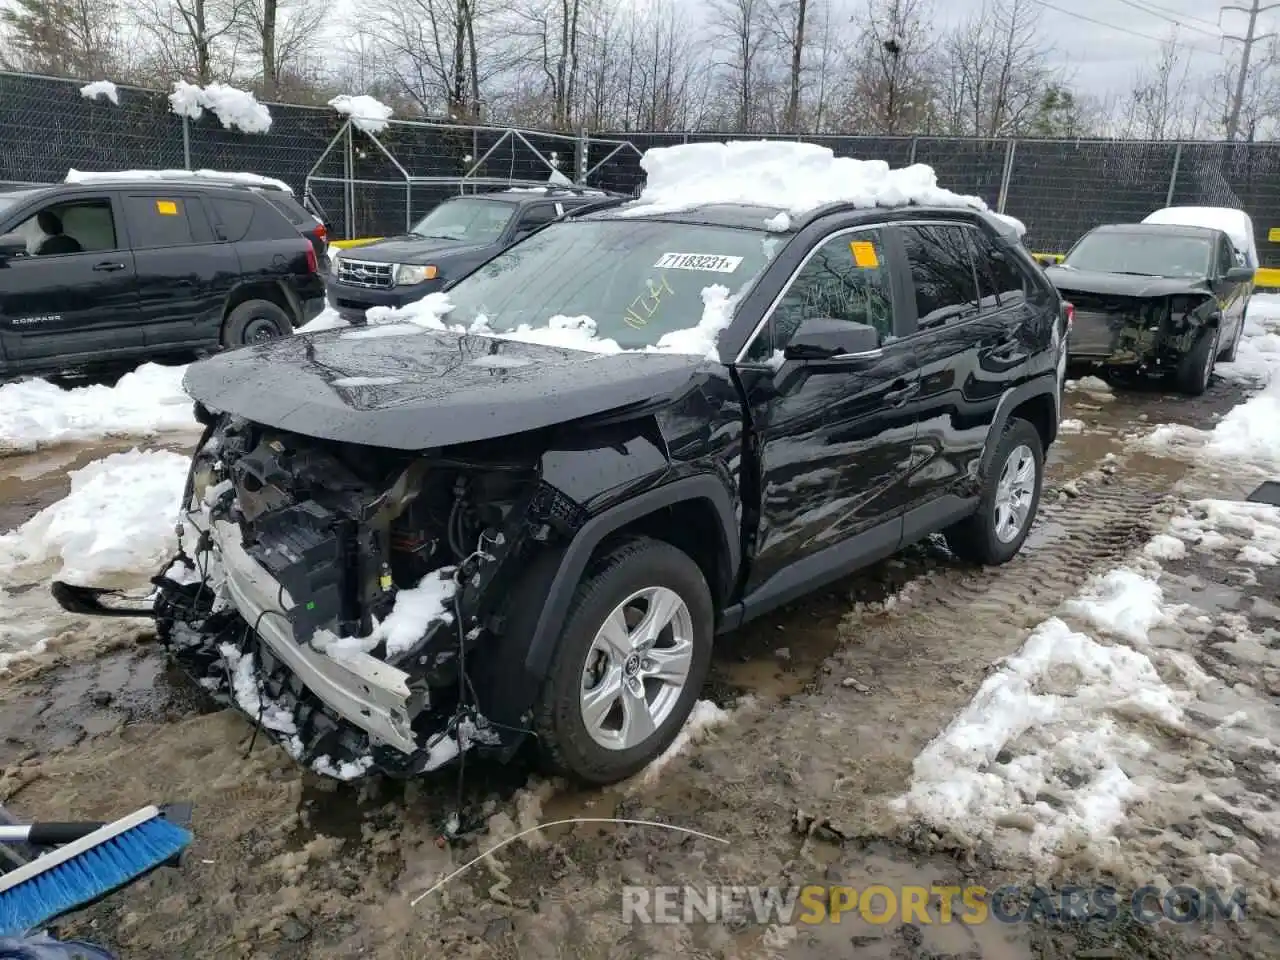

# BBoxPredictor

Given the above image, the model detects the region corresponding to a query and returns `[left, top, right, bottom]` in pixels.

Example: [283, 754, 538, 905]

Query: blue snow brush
[0, 805, 192, 937]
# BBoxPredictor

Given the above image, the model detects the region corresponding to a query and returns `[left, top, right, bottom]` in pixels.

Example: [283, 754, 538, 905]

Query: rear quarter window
[259, 191, 313, 226]
[206, 197, 256, 242]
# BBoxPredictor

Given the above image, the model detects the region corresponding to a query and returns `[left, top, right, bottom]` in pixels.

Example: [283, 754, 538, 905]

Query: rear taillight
[305, 247, 318, 273]
[1064, 301, 1075, 331]
[312, 222, 328, 243]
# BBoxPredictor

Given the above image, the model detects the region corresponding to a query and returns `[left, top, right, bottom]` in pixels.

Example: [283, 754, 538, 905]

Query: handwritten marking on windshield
[625, 274, 676, 329]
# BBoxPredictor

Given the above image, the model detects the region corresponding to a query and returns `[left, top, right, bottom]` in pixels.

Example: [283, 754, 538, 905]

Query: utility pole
[1220, 0, 1279, 140]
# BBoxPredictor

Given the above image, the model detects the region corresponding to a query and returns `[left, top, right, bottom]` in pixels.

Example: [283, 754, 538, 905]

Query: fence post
[343, 123, 354, 240]
[182, 116, 191, 170]
[997, 139, 1017, 214]
[1166, 142, 1183, 208]
[576, 126, 588, 184]
[909, 137, 918, 165]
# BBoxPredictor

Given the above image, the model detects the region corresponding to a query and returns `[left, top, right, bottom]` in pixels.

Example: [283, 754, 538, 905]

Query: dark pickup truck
[0, 178, 325, 380]
[326, 187, 625, 322]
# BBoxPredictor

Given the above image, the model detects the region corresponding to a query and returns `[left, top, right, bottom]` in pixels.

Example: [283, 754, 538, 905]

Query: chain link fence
[5, 71, 1280, 264]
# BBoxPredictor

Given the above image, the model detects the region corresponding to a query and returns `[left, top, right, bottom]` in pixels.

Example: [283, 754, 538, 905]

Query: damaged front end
[149, 406, 589, 781]
[1060, 289, 1217, 371]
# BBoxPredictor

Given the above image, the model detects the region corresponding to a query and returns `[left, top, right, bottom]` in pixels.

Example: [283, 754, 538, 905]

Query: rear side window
[207, 197, 256, 242]
[1217, 237, 1236, 276]
[969, 229, 1027, 307]
[122, 194, 204, 247]
[259, 190, 312, 226]
[899, 224, 980, 328]
[515, 204, 559, 232]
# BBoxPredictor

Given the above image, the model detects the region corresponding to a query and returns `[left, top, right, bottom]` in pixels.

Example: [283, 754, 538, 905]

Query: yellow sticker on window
[155, 200, 179, 216]
[1268, 227, 1280, 243]
[850, 240, 879, 268]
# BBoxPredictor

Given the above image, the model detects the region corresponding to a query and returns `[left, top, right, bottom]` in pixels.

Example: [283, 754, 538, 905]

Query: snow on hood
[80, 80, 119, 104]
[66, 167, 292, 193]
[169, 81, 272, 134]
[615, 140, 1011, 228]
[329, 94, 393, 134]
[362, 286, 740, 362]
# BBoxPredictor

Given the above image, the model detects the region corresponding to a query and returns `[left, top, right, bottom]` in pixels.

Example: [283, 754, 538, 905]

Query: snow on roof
[65, 168, 292, 193]
[615, 140, 1023, 235]
[79, 80, 119, 105]
[1142, 206, 1256, 260]
[169, 81, 272, 134]
[329, 94, 393, 134]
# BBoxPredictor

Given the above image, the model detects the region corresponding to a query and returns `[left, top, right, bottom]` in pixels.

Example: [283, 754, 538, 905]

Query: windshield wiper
[1108, 270, 1160, 277]
[413, 233, 461, 240]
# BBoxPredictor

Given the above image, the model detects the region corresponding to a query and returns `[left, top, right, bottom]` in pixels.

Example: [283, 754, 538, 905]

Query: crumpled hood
[338, 236, 488, 265]
[183, 325, 714, 450]
[1044, 267, 1210, 299]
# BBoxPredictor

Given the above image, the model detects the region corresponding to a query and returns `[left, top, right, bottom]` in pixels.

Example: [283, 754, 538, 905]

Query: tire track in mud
[0, 377, 1255, 959]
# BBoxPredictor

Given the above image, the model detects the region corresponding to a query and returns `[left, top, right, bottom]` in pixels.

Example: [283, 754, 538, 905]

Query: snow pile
[329, 94, 393, 134]
[637, 699, 733, 785]
[1058, 418, 1085, 434]
[0, 363, 197, 453]
[294, 305, 349, 334]
[1061, 567, 1170, 644]
[895, 608, 1184, 860]
[1167, 499, 1280, 566]
[66, 167, 291, 193]
[79, 80, 119, 104]
[220, 644, 299, 736]
[169, 81, 272, 134]
[617, 140, 1022, 235]
[314, 567, 457, 659]
[0, 449, 189, 586]
[360, 288, 740, 362]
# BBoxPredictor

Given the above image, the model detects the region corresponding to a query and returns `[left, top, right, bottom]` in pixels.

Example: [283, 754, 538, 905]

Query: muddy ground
[0, 371, 1276, 959]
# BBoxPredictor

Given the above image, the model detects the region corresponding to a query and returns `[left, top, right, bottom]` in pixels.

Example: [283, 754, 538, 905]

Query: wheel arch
[524, 475, 740, 679]
[982, 376, 1059, 474]
[221, 280, 300, 331]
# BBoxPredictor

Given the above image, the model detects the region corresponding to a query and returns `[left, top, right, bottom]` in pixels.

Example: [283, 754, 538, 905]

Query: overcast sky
[931, 0, 1271, 100]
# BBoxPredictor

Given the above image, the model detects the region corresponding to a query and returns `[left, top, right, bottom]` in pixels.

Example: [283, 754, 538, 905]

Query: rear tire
[532, 538, 714, 786]
[1174, 325, 1219, 396]
[221, 299, 293, 348]
[945, 417, 1044, 566]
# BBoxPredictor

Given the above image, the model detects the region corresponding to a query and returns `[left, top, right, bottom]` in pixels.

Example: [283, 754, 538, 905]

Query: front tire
[945, 418, 1044, 566]
[1175, 325, 1219, 396]
[221, 299, 293, 348]
[532, 538, 714, 785]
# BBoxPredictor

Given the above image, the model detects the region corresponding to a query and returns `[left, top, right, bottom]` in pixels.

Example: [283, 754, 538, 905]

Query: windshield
[1064, 230, 1212, 279]
[0, 191, 35, 219]
[439, 219, 781, 349]
[410, 198, 515, 242]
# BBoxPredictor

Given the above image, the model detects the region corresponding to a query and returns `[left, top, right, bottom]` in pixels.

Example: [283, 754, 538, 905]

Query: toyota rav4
[56, 197, 1068, 786]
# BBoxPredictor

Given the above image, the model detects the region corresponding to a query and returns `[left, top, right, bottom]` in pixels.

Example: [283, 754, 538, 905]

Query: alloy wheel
[579, 586, 694, 751]
[993, 444, 1036, 544]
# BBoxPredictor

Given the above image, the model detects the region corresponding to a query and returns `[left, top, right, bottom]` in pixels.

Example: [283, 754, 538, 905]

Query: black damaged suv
[0, 178, 325, 380]
[58, 199, 1068, 785]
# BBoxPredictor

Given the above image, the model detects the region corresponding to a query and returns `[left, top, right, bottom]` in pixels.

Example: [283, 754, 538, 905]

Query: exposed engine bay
[153, 406, 589, 781]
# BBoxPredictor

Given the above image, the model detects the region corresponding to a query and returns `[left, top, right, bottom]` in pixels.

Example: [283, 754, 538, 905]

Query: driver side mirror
[783, 316, 881, 361]
[1225, 265, 1254, 283]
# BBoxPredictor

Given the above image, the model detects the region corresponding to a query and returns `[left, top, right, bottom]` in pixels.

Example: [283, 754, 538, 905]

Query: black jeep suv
[1045, 222, 1254, 395]
[325, 187, 625, 323]
[0, 178, 325, 380]
[58, 199, 1067, 786]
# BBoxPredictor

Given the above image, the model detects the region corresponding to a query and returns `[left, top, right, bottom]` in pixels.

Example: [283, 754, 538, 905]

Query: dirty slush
[1, 374, 1277, 960]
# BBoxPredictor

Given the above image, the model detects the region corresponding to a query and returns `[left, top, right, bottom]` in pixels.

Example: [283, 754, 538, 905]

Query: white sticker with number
[653, 252, 743, 273]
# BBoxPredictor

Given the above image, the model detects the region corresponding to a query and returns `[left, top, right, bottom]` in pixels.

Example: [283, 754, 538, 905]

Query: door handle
[884, 380, 919, 405]
[93, 261, 126, 272]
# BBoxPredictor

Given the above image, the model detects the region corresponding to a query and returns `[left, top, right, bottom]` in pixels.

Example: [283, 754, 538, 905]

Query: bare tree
[366, 0, 492, 118]
[1112, 31, 1203, 139]
[839, 0, 936, 135]
[503, 0, 584, 128]
[766, 0, 812, 132]
[0, 0, 123, 77]
[137, 0, 251, 83]
[241, 0, 325, 98]
[939, 0, 1055, 137]
[708, 0, 771, 131]
[1205, 37, 1280, 140]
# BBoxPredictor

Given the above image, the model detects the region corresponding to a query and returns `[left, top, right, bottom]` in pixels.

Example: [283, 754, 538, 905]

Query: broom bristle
[0, 816, 192, 936]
